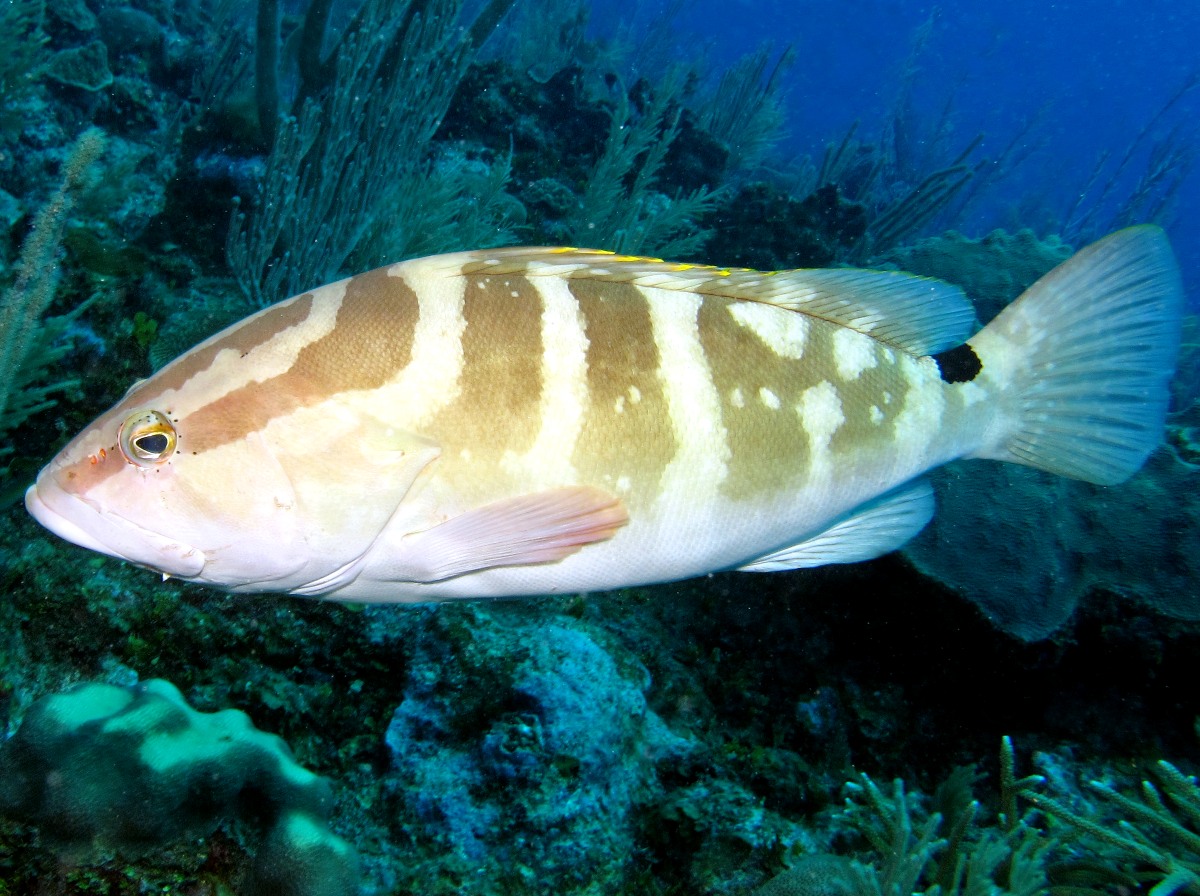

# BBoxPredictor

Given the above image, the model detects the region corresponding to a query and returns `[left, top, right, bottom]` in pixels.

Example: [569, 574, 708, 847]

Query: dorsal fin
[451, 247, 976, 356]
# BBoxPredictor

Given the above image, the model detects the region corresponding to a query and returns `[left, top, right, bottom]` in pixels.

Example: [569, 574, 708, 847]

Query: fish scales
[570, 279, 677, 507]
[26, 231, 1184, 602]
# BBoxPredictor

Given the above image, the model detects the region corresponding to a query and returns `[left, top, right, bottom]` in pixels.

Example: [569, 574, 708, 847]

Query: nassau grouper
[26, 228, 1183, 602]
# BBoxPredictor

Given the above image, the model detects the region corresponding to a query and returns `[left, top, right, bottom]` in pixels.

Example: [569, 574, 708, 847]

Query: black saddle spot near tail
[932, 343, 982, 383]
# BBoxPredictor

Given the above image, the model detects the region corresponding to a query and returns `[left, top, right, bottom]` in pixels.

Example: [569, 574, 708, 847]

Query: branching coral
[227, 0, 520, 307]
[0, 128, 104, 455]
[750, 746, 1054, 896]
[1008, 735, 1200, 896]
[565, 69, 721, 257]
[839, 771, 1050, 896]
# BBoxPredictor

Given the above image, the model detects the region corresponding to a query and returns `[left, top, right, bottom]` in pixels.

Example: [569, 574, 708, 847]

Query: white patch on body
[644, 286, 729, 507]
[833, 328, 878, 380]
[958, 380, 987, 407]
[374, 268, 467, 427]
[891, 356, 946, 462]
[727, 301, 809, 359]
[502, 277, 589, 485]
[796, 381, 844, 479]
[759, 387, 781, 409]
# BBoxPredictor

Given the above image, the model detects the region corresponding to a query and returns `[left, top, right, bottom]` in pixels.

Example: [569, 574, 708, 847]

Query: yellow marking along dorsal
[452, 247, 977, 356]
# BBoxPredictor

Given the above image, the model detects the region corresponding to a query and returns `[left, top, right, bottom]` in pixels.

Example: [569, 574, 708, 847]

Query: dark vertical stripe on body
[182, 266, 421, 452]
[290, 266, 419, 392]
[570, 280, 675, 500]
[428, 274, 543, 466]
[697, 296, 812, 498]
[828, 351, 911, 458]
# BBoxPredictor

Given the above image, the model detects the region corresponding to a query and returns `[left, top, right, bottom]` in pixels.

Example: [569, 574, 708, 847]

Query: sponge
[0, 679, 358, 894]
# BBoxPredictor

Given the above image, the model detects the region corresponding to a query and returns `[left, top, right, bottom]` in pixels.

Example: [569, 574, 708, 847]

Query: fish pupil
[135, 433, 170, 455]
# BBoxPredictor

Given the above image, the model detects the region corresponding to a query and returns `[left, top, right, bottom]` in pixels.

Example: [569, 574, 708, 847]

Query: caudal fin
[968, 225, 1183, 485]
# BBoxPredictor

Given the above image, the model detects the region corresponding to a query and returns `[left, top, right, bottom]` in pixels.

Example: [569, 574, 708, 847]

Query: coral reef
[4, 494, 1200, 893]
[373, 605, 693, 892]
[701, 183, 868, 270]
[881, 228, 1072, 322]
[905, 452, 1200, 641]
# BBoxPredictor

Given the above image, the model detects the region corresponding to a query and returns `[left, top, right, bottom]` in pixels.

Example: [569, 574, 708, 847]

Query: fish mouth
[25, 480, 207, 579]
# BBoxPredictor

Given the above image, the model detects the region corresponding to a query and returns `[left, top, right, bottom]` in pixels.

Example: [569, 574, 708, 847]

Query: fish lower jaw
[24, 483, 207, 579]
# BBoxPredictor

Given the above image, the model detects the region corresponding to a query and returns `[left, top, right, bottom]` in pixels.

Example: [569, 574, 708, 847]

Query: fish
[25, 227, 1183, 602]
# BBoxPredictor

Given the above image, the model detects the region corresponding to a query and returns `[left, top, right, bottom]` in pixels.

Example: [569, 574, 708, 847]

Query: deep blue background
[593, 0, 1200, 302]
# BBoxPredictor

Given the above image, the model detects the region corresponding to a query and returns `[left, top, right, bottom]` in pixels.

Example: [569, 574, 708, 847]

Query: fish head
[24, 397, 316, 587]
[25, 286, 442, 594]
[27, 389, 442, 593]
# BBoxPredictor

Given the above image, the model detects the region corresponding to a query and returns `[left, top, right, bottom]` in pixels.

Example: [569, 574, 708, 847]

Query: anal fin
[738, 478, 934, 572]
[398, 486, 629, 583]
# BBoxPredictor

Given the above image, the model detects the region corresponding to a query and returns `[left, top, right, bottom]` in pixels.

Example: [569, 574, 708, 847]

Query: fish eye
[118, 410, 178, 467]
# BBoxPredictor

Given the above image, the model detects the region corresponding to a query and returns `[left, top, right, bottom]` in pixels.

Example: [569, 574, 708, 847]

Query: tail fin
[968, 225, 1183, 485]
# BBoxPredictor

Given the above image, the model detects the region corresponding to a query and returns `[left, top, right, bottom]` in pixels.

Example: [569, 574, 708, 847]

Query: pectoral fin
[392, 486, 629, 583]
[738, 478, 934, 571]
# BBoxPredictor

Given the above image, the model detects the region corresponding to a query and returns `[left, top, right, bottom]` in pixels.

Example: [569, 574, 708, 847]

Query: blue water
[595, 0, 1200, 297]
